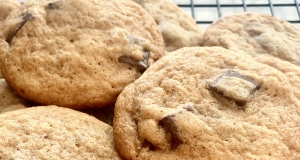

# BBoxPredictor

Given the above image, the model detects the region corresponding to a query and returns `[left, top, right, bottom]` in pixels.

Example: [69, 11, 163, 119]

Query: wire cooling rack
[172, 0, 300, 30]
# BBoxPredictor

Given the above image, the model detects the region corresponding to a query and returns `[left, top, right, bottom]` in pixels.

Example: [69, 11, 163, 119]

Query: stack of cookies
[0, 0, 299, 159]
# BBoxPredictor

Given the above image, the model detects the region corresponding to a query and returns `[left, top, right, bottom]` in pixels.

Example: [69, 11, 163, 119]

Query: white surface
[171, 0, 300, 31]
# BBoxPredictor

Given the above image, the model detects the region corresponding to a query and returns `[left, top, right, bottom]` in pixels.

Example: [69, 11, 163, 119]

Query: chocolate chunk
[118, 51, 150, 71]
[47, 2, 59, 10]
[183, 105, 198, 114]
[209, 70, 260, 105]
[6, 12, 35, 44]
[159, 115, 183, 149]
[127, 35, 145, 44]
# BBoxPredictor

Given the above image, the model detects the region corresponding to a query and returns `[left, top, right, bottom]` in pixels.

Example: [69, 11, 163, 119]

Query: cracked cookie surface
[0, 0, 164, 109]
[113, 47, 300, 159]
[203, 12, 300, 65]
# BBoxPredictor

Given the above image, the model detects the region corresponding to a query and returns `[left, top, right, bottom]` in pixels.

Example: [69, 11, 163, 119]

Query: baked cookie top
[0, 0, 165, 109]
[0, 0, 20, 22]
[0, 79, 30, 113]
[254, 55, 300, 100]
[203, 12, 300, 65]
[133, 0, 203, 52]
[113, 47, 300, 159]
[0, 105, 121, 159]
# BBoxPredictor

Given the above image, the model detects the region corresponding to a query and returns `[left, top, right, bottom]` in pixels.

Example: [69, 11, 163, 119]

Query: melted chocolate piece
[118, 51, 150, 71]
[6, 12, 35, 44]
[209, 70, 260, 105]
[47, 2, 60, 10]
[159, 115, 183, 149]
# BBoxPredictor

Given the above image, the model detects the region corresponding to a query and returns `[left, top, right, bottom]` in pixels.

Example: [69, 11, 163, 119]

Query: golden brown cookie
[113, 47, 300, 159]
[133, 0, 203, 52]
[0, 0, 20, 79]
[203, 12, 300, 65]
[0, 0, 165, 109]
[0, 0, 20, 22]
[0, 105, 121, 159]
[0, 78, 32, 113]
[254, 55, 300, 100]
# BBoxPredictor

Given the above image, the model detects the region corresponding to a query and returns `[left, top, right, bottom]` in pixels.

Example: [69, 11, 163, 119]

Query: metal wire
[177, 0, 300, 25]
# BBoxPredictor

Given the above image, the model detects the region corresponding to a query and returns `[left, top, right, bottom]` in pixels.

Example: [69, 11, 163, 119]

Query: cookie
[0, 0, 20, 79]
[0, 78, 32, 113]
[133, 0, 203, 52]
[0, 105, 121, 159]
[254, 55, 300, 100]
[0, 0, 165, 109]
[113, 47, 300, 159]
[0, 0, 20, 22]
[203, 12, 300, 65]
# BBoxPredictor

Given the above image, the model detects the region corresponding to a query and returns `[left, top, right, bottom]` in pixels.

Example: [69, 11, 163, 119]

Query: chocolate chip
[159, 115, 183, 149]
[141, 140, 155, 151]
[209, 70, 260, 105]
[183, 105, 199, 114]
[118, 51, 150, 71]
[47, 2, 59, 10]
[127, 35, 145, 44]
[6, 12, 35, 44]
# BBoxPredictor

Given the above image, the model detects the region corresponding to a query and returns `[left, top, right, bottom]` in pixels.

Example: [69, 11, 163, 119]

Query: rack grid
[172, 0, 300, 30]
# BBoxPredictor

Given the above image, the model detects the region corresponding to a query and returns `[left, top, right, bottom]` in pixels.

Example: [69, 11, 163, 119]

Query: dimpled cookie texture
[132, 0, 203, 52]
[113, 47, 300, 159]
[0, 0, 20, 22]
[0, 79, 32, 113]
[0, 106, 121, 159]
[0, 0, 165, 109]
[254, 55, 300, 100]
[203, 12, 300, 65]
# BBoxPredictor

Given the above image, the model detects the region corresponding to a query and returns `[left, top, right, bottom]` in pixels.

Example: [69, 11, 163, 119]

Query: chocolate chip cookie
[0, 0, 165, 109]
[113, 47, 300, 159]
[0, 79, 32, 113]
[0, 105, 121, 159]
[203, 12, 300, 65]
[133, 0, 203, 52]
[254, 55, 300, 100]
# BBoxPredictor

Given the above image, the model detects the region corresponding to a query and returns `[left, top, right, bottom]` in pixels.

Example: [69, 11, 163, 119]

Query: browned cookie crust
[203, 12, 300, 65]
[133, 0, 203, 52]
[0, 105, 121, 159]
[0, 0, 165, 109]
[113, 47, 300, 159]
